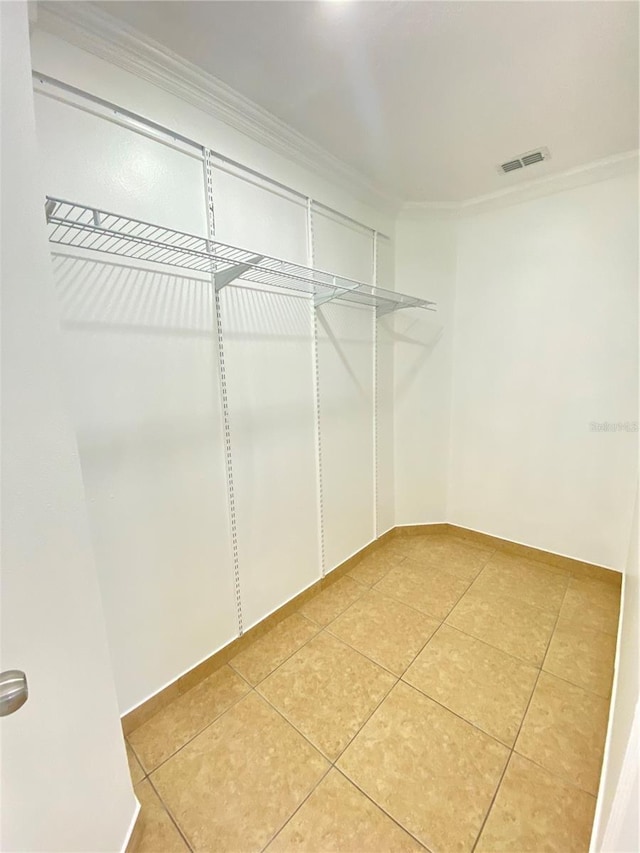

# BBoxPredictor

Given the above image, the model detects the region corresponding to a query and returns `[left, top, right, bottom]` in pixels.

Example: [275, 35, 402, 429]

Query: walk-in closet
[1, 2, 638, 852]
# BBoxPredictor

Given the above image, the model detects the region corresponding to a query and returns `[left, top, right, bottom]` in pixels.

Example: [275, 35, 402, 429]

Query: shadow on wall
[316, 304, 371, 399]
[51, 251, 319, 442]
[52, 250, 413, 362]
[391, 312, 445, 398]
[53, 253, 216, 339]
[52, 252, 318, 343]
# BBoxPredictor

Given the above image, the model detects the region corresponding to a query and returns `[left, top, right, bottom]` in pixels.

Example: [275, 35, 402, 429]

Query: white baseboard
[600, 703, 639, 853]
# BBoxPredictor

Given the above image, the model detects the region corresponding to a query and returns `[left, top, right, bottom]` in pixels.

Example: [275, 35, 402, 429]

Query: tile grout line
[401, 645, 605, 795]
[134, 582, 608, 848]
[129, 560, 405, 781]
[297, 575, 370, 627]
[253, 683, 334, 764]
[398, 557, 482, 592]
[371, 575, 474, 624]
[540, 587, 617, 699]
[422, 619, 543, 671]
[323, 626, 418, 680]
[144, 650, 337, 853]
[129, 557, 611, 776]
[128, 549, 559, 776]
[508, 749, 601, 799]
[130, 571, 374, 772]
[229, 618, 322, 689]
[351, 560, 469, 622]
[247, 604, 398, 735]
[469, 581, 571, 853]
[254, 670, 402, 849]
[258, 764, 334, 853]
[146, 773, 196, 853]
[257, 558, 605, 849]
[255, 636, 405, 847]
[399, 642, 522, 749]
[125, 539, 616, 852]
[123, 538, 400, 734]
[323, 552, 485, 676]
[131, 671, 254, 777]
[441, 616, 554, 668]
[401, 547, 496, 587]
[247, 559, 578, 702]
[399, 679, 512, 756]
[458, 561, 572, 618]
[442, 566, 573, 668]
[251, 610, 364, 686]
[255, 628, 399, 767]
[125, 742, 148, 783]
[332, 766, 434, 853]
[530, 666, 613, 701]
[323, 593, 446, 676]
[332, 671, 400, 766]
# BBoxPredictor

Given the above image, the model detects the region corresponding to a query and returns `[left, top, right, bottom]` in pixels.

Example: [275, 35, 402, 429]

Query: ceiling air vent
[497, 147, 550, 175]
[500, 159, 523, 173]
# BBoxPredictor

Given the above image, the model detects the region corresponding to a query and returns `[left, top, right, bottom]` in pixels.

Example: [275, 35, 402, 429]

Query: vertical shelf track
[205, 148, 244, 635]
[309, 200, 327, 578]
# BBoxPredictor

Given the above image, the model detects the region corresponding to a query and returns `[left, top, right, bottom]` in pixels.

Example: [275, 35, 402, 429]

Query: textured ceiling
[90, 0, 639, 203]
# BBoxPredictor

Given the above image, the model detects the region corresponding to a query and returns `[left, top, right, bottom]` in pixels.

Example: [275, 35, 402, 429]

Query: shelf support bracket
[376, 303, 404, 318]
[377, 299, 435, 318]
[314, 280, 361, 309]
[214, 255, 264, 291]
[44, 199, 56, 222]
[314, 291, 343, 308]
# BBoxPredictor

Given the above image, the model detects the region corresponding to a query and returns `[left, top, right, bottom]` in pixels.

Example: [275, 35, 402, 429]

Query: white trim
[402, 201, 460, 213]
[33, 83, 203, 161]
[402, 150, 639, 216]
[590, 572, 628, 852]
[601, 703, 639, 853]
[34, 2, 638, 217]
[397, 520, 624, 572]
[457, 150, 639, 215]
[34, 2, 398, 214]
[120, 800, 141, 853]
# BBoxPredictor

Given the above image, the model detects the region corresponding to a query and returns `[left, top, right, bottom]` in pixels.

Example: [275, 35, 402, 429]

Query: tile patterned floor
[125, 532, 620, 853]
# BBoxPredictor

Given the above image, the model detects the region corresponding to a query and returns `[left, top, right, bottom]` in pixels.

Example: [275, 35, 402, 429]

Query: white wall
[208, 165, 321, 630]
[36, 97, 238, 714]
[221, 286, 320, 629]
[30, 29, 394, 237]
[450, 172, 638, 569]
[393, 213, 457, 524]
[595, 487, 639, 852]
[376, 233, 396, 535]
[313, 207, 376, 569]
[0, 4, 136, 849]
[30, 17, 637, 735]
[30, 27, 396, 713]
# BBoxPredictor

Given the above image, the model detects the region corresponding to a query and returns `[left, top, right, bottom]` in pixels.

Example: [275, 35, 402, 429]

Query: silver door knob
[0, 670, 28, 717]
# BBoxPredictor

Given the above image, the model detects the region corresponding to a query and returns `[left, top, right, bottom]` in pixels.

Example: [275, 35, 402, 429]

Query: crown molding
[398, 201, 460, 221]
[401, 150, 639, 218]
[33, 3, 638, 220]
[458, 149, 639, 215]
[34, 2, 401, 215]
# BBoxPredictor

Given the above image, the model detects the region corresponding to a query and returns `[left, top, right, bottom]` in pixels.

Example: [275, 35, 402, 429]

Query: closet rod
[32, 71, 391, 241]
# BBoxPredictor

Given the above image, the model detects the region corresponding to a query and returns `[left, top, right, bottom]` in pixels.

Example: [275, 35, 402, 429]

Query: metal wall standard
[34, 80, 397, 713]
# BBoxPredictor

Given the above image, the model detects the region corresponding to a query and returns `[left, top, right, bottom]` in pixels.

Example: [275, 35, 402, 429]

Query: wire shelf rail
[44, 197, 436, 316]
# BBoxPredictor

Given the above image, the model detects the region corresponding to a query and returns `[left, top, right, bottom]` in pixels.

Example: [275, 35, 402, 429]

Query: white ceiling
[88, 1, 638, 203]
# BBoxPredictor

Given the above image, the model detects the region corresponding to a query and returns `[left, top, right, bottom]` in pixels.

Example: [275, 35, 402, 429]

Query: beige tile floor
[125, 532, 620, 853]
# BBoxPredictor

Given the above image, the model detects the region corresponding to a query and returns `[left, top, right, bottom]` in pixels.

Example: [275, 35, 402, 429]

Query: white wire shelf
[44, 197, 436, 316]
